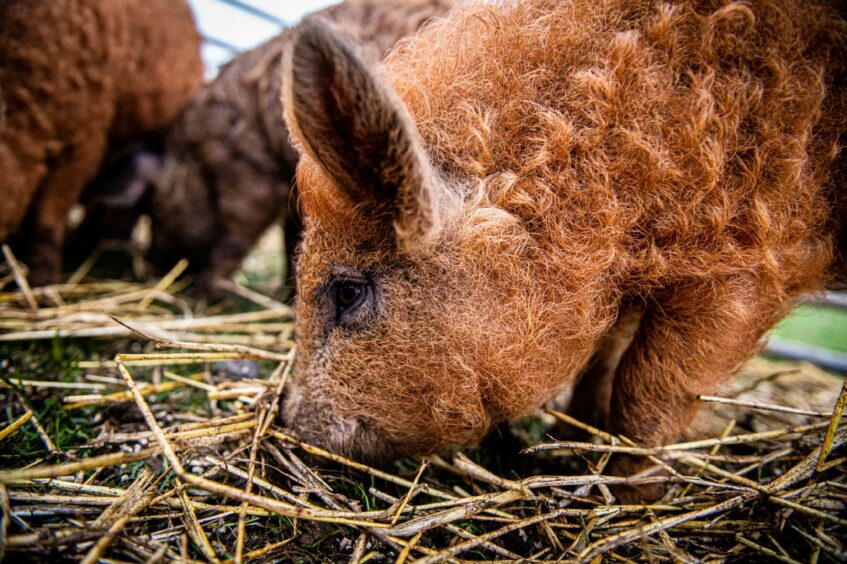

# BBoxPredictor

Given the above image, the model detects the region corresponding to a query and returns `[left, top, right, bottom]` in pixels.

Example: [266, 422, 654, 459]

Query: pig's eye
[333, 279, 370, 322]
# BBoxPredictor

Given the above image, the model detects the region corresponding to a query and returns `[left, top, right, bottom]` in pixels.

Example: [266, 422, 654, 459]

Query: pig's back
[386, 0, 847, 292]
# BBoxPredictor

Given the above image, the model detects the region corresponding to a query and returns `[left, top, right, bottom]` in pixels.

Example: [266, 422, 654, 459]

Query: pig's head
[147, 151, 219, 273]
[280, 20, 598, 462]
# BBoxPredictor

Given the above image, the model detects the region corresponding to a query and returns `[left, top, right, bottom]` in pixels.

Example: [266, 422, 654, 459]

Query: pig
[80, 0, 454, 297]
[281, 0, 847, 501]
[0, 0, 203, 285]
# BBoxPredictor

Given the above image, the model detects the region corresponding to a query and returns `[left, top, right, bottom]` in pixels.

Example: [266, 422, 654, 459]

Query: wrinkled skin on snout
[280, 21, 598, 462]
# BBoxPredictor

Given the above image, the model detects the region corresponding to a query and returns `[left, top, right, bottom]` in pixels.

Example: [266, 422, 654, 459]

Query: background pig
[95, 0, 453, 297]
[281, 0, 846, 501]
[0, 0, 203, 285]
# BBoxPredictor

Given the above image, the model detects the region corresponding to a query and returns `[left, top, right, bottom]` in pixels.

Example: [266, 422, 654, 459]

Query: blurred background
[188, 0, 338, 77]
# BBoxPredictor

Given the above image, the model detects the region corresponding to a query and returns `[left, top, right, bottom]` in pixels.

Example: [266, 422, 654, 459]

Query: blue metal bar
[210, 0, 287, 27]
[765, 336, 847, 373]
[203, 35, 240, 54]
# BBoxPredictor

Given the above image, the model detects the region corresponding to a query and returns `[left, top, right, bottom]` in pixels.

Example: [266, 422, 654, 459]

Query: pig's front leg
[198, 180, 289, 299]
[197, 233, 261, 299]
[607, 276, 790, 502]
[567, 305, 643, 430]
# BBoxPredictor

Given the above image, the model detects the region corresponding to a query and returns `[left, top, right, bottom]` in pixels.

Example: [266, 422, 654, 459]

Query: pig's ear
[282, 19, 443, 249]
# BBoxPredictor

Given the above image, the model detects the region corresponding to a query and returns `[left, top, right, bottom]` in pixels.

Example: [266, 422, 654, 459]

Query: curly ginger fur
[282, 0, 847, 499]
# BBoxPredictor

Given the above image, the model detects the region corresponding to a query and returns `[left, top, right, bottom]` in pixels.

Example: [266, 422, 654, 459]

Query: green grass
[0, 339, 98, 463]
[771, 304, 847, 353]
